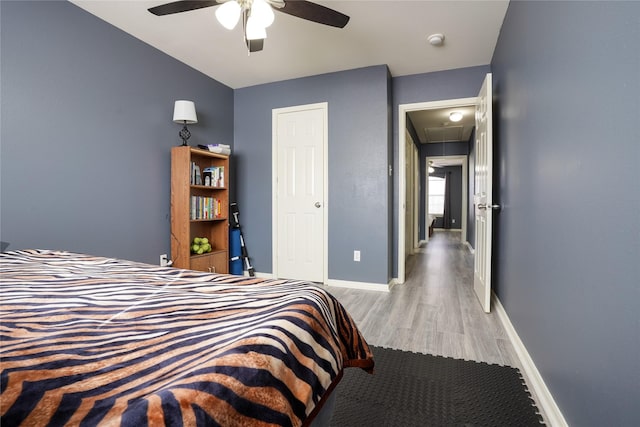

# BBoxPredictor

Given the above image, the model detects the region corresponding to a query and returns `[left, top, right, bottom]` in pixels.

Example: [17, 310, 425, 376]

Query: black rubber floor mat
[330, 346, 544, 426]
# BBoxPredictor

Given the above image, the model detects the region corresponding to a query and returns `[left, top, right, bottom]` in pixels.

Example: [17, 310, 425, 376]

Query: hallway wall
[491, 2, 640, 425]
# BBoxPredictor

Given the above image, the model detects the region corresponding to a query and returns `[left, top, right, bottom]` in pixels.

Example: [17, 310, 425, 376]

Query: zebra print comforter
[0, 250, 373, 426]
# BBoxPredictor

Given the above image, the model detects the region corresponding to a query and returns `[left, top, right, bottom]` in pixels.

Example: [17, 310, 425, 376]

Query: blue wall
[391, 66, 489, 276]
[0, 1, 233, 264]
[492, 1, 640, 425]
[233, 65, 391, 284]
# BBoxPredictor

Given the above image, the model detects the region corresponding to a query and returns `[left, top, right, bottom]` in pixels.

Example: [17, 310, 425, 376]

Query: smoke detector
[427, 33, 445, 46]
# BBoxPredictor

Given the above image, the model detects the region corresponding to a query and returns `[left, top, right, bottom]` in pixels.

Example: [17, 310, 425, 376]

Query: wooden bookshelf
[171, 146, 229, 273]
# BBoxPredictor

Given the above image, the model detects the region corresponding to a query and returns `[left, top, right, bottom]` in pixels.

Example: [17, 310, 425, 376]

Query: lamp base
[178, 123, 191, 146]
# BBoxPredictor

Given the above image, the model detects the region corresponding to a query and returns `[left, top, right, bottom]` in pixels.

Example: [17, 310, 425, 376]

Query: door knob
[314, 202, 321, 208]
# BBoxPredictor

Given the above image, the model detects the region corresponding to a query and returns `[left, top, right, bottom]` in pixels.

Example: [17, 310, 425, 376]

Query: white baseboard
[493, 294, 567, 427]
[465, 241, 475, 254]
[326, 279, 390, 292]
[388, 278, 400, 290]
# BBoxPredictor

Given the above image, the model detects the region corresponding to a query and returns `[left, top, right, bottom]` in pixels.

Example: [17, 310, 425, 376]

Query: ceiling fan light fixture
[148, 0, 350, 53]
[246, 15, 267, 40]
[449, 111, 463, 122]
[251, 0, 275, 28]
[216, 1, 241, 30]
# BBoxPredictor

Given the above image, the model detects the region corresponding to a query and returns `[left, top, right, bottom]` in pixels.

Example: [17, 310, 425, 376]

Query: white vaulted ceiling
[70, 0, 509, 89]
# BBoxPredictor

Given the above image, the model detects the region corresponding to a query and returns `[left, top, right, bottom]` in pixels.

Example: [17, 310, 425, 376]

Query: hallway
[327, 230, 518, 366]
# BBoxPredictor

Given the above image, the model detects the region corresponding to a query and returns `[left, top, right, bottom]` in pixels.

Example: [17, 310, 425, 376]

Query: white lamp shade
[246, 15, 267, 40]
[173, 100, 197, 124]
[251, 0, 274, 28]
[216, 1, 241, 30]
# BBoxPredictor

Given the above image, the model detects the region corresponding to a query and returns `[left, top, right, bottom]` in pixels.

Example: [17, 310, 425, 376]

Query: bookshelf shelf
[191, 185, 227, 189]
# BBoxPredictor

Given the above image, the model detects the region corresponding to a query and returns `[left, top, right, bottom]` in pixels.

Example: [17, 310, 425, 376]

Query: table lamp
[173, 100, 198, 146]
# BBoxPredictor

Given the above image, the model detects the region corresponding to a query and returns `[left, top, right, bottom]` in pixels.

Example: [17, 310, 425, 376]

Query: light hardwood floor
[326, 230, 547, 423]
[327, 230, 517, 365]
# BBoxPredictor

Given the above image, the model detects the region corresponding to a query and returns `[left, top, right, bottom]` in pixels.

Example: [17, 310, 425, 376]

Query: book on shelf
[198, 144, 231, 156]
[190, 196, 222, 220]
[190, 162, 202, 185]
[202, 166, 225, 187]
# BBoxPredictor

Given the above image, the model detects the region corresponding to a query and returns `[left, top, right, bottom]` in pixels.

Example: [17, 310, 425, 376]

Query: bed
[427, 215, 436, 237]
[0, 249, 373, 426]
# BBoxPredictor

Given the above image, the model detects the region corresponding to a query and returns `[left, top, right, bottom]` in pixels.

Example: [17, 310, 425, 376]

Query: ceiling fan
[428, 160, 438, 174]
[148, 0, 350, 53]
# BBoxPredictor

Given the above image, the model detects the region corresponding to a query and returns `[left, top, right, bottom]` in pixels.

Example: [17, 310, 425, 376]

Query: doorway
[424, 155, 468, 244]
[398, 97, 476, 284]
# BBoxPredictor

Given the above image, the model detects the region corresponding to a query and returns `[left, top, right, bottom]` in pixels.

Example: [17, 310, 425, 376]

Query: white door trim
[398, 97, 476, 284]
[272, 102, 329, 283]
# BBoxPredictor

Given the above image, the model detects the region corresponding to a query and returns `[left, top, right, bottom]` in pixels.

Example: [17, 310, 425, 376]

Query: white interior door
[412, 142, 420, 250]
[473, 73, 494, 313]
[273, 104, 326, 282]
[405, 133, 415, 256]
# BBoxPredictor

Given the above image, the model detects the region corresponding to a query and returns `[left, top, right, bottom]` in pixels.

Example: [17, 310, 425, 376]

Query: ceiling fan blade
[277, 1, 350, 28]
[148, 0, 219, 16]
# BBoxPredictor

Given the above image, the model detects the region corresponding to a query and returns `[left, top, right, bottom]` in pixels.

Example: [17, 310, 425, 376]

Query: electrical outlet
[354, 250, 360, 262]
[452, 219, 456, 224]
[160, 254, 169, 267]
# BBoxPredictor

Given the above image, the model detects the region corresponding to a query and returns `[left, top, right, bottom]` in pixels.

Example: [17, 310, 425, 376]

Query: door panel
[275, 105, 326, 282]
[405, 135, 414, 257]
[473, 73, 494, 313]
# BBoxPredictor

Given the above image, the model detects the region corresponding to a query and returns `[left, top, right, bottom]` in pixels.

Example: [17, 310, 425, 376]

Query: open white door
[473, 73, 496, 313]
[405, 132, 416, 257]
[273, 103, 327, 283]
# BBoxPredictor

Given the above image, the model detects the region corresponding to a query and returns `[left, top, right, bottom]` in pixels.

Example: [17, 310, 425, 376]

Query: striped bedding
[0, 250, 373, 426]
